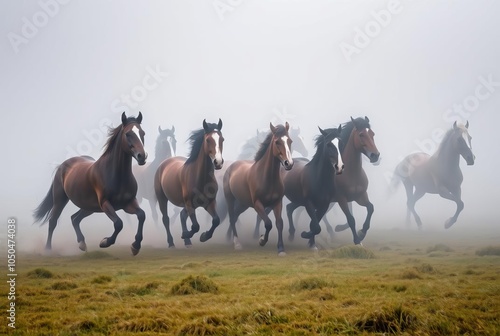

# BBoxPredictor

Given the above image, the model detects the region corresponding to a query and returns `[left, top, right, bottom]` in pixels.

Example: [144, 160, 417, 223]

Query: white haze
[1, 1, 499, 254]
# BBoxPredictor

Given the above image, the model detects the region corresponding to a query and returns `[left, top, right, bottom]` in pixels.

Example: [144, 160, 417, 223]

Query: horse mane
[102, 116, 139, 157]
[254, 124, 287, 162]
[434, 127, 460, 156]
[185, 122, 219, 164]
[310, 128, 340, 163]
[339, 117, 370, 153]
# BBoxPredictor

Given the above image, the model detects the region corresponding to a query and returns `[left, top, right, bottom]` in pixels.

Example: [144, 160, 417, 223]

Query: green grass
[1, 229, 499, 335]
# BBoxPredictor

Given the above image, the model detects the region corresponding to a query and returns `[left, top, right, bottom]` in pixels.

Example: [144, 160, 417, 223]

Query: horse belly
[159, 159, 186, 207]
[62, 159, 101, 211]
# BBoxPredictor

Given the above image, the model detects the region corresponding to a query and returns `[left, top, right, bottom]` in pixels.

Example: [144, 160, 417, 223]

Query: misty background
[1, 0, 499, 254]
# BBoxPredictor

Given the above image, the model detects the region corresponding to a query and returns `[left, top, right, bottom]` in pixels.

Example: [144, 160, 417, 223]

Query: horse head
[289, 127, 309, 157]
[270, 122, 294, 171]
[453, 121, 475, 165]
[351, 116, 380, 164]
[319, 125, 344, 174]
[122, 112, 147, 165]
[203, 119, 224, 170]
[158, 125, 177, 157]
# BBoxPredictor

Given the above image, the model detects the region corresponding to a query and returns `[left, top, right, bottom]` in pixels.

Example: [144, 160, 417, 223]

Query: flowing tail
[33, 186, 53, 224]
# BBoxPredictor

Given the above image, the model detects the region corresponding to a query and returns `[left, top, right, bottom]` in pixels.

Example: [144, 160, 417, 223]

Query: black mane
[185, 122, 219, 164]
[102, 116, 140, 157]
[310, 128, 341, 163]
[254, 124, 288, 162]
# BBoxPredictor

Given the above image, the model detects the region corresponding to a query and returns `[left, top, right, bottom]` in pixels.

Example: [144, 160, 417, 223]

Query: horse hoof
[130, 244, 140, 256]
[310, 245, 319, 252]
[200, 232, 211, 243]
[99, 238, 110, 248]
[259, 235, 267, 246]
[444, 218, 455, 229]
[234, 243, 243, 250]
[357, 230, 366, 242]
[185, 244, 193, 249]
[278, 251, 287, 257]
[78, 241, 87, 252]
[168, 245, 176, 249]
[301, 231, 312, 239]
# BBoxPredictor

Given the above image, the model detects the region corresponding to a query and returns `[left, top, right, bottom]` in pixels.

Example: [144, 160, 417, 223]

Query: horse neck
[342, 130, 363, 174]
[309, 145, 334, 179]
[433, 139, 461, 170]
[152, 146, 171, 167]
[98, 140, 133, 180]
[254, 143, 281, 182]
[191, 146, 214, 185]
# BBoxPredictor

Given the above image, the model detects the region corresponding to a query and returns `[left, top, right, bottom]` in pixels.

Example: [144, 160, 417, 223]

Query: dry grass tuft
[427, 244, 453, 253]
[475, 245, 500, 256]
[50, 281, 78, 290]
[401, 269, 422, 280]
[91, 275, 113, 284]
[170, 275, 219, 295]
[81, 251, 114, 259]
[27, 268, 54, 278]
[355, 305, 417, 333]
[329, 246, 376, 259]
[415, 263, 436, 273]
[290, 277, 334, 291]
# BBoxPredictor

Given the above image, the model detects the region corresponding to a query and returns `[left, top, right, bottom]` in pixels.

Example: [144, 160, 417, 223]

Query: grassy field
[2, 228, 500, 335]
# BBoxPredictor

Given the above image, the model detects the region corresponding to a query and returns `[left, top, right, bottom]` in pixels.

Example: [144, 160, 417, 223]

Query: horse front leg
[123, 199, 146, 255]
[354, 192, 373, 243]
[439, 186, 463, 229]
[182, 201, 200, 240]
[335, 202, 353, 232]
[200, 200, 220, 242]
[337, 198, 360, 245]
[254, 200, 273, 248]
[99, 200, 123, 248]
[272, 201, 286, 256]
[286, 202, 300, 241]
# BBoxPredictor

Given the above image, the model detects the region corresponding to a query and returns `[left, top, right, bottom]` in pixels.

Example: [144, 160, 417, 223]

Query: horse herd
[34, 112, 475, 256]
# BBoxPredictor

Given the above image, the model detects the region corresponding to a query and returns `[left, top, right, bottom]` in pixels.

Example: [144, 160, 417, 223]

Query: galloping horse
[224, 122, 294, 255]
[155, 119, 224, 247]
[283, 126, 343, 249]
[392, 121, 475, 229]
[34, 112, 147, 255]
[133, 125, 176, 224]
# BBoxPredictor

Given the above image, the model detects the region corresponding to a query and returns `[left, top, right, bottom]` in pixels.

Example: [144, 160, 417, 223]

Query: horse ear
[171, 125, 175, 133]
[365, 116, 370, 123]
[453, 121, 458, 129]
[338, 124, 342, 134]
[203, 119, 209, 132]
[285, 122, 290, 131]
[137, 112, 143, 124]
[318, 126, 326, 136]
[158, 125, 162, 133]
[218, 118, 223, 130]
[465, 120, 469, 129]
[121, 112, 127, 125]
[270, 122, 277, 133]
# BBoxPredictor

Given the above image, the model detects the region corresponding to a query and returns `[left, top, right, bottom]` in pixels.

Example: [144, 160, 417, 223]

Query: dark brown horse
[133, 125, 176, 224]
[34, 112, 147, 255]
[392, 121, 475, 229]
[283, 126, 343, 249]
[224, 122, 294, 255]
[155, 119, 224, 247]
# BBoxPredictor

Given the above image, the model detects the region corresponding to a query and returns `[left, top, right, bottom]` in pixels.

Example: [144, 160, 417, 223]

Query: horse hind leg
[407, 188, 425, 229]
[179, 209, 192, 247]
[45, 179, 69, 251]
[148, 198, 159, 225]
[71, 209, 93, 251]
[286, 202, 300, 241]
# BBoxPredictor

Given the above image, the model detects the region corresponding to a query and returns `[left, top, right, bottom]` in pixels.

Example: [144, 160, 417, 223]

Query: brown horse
[283, 126, 343, 249]
[34, 112, 147, 255]
[392, 121, 475, 229]
[155, 119, 224, 247]
[133, 125, 176, 224]
[224, 122, 294, 255]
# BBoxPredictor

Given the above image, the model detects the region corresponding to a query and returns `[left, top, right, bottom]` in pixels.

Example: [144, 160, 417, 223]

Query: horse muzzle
[465, 154, 475, 166]
[367, 151, 380, 164]
[282, 159, 294, 171]
[134, 152, 147, 166]
[335, 163, 344, 175]
[213, 158, 224, 170]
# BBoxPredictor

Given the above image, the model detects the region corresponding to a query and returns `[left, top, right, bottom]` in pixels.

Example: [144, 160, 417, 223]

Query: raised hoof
[78, 241, 87, 252]
[130, 244, 140, 256]
[278, 251, 287, 257]
[259, 235, 267, 247]
[357, 230, 366, 242]
[335, 224, 349, 232]
[444, 218, 455, 229]
[200, 231, 211, 243]
[181, 231, 193, 239]
[301, 231, 313, 239]
[99, 238, 111, 248]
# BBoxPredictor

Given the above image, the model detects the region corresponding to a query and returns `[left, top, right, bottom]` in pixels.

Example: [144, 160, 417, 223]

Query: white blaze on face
[167, 136, 175, 155]
[211, 132, 223, 163]
[331, 138, 343, 170]
[281, 136, 293, 164]
[132, 125, 143, 145]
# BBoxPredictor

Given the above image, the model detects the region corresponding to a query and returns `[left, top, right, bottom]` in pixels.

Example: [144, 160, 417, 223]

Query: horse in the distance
[224, 122, 294, 256]
[283, 126, 344, 249]
[34, 112, 148, 255]
[391, 121, 475, 229]
[133, 125, 176, 224]
[154, 119, 224, 247]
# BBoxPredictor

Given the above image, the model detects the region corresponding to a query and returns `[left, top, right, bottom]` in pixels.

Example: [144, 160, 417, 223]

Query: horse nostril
[341, 164, 345, 170]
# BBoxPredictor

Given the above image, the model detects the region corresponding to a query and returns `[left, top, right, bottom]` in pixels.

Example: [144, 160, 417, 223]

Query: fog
[1, 0, 499, 254]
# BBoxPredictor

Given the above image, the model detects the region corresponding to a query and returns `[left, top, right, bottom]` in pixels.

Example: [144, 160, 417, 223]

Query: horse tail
[33, 186, 54, 224]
